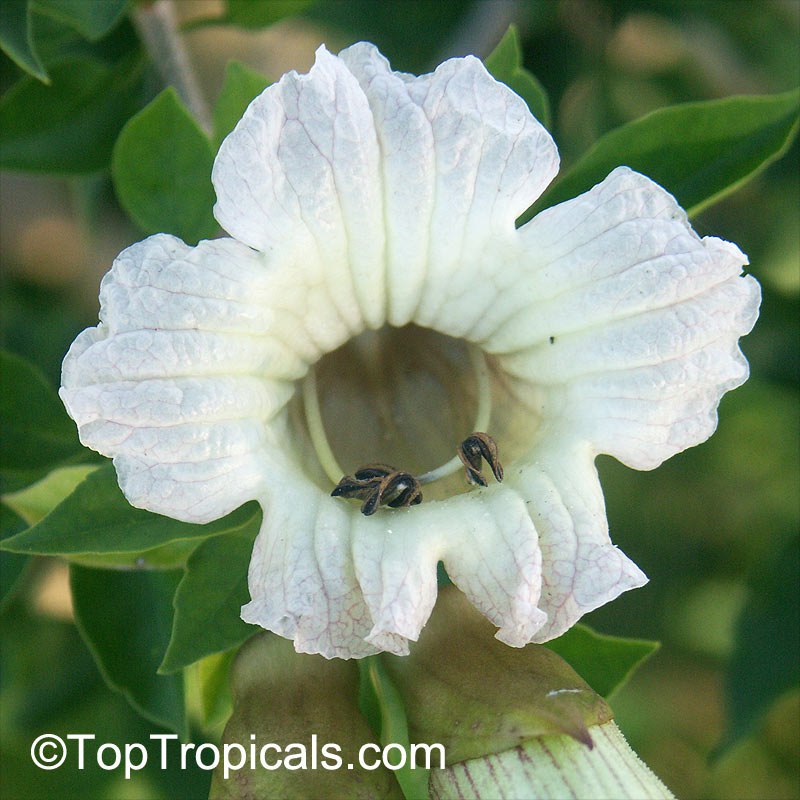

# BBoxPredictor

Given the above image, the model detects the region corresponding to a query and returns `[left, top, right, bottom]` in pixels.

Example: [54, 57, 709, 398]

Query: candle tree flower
[60, 43, 760, 659]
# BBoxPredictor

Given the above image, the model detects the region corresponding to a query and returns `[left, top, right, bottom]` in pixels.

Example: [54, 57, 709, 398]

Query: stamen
[417, 344, 491, 485]
[457, 432, 504, 486]
[302, 342, 493, 488]
[302, 363, 346, 484]
[331, 465, 423, 516]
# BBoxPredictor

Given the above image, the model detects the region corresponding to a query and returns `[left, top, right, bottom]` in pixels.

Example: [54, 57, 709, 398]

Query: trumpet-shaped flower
[60, 43, 760, 659]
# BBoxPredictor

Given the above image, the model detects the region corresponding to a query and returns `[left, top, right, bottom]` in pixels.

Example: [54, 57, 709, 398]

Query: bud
[429, 720, 674, 799]
[384, 587, 674, 798]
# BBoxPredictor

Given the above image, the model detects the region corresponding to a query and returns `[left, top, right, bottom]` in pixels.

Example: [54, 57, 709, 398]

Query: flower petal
[244, 473, 549, 658]
[339, 43, 558, 328]
[212, 46, 386, 331]
[353, 486, 546, 651]
[507, 438, 648, 642]
[213, 43, 559, 334]
[476, 167, 760, 469]
[241, 473, 384, 660]
[60, 234, 301, 523]
[244, 447, 639, 656]
[435, 490, 547, 647]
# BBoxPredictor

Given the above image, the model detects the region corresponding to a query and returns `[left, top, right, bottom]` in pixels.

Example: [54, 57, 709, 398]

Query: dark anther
[332, 463, 422, 516]
[354, 464, 396, 481]
[330, 476, 374, 501]
[458, 432, 504, 487]
[384, 472, 423, 508]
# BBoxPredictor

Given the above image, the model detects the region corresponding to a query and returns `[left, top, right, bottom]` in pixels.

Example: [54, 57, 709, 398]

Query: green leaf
[209, 634, 402, 799]
[160, 527, 260, 673]
[68, 538, 202, 570]
[31, 0, 127, 40]
[484, 25, 551, 129]
[721, 533, 800, 752]
[0, 502, 29, 609]
[2, 463, 97, 525]
[0, 611, 146, 798]
[544, 623, 659, 699]
[384, 587, 613, 765]
[193, 649, 237, 730]
[224, 0, 313, 29]
[532, 89, 800, 221]
[70, 565, 187, 736]
[0, 0, 49, 81]
[0, 54, 144, 173]
[1, 464, 261, 556]
[213, 59, 270, 148]
[360, 656, 430, 800]
[1, 606, 212, 798]
[112, 87, 217, 244]
[0, 350, 85, 492]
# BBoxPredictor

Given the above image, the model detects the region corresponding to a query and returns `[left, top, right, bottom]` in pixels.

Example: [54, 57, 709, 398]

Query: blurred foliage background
[1, 1, 798, 798]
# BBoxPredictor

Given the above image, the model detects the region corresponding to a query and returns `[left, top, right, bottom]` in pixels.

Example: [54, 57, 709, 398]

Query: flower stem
[131, 0, 212, 133]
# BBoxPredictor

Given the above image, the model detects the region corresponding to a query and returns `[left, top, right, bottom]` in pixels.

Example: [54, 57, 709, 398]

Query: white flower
[60, 43, 760, 659]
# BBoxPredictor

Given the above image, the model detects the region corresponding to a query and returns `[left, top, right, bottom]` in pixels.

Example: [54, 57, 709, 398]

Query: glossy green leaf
[2, 463, 97, 525]
[0, 54, 144, 173]
[0, 502, 29, 609]
[112, 87, 217, 244]
[360, 656, 430, 800]
[213, 59, 270, 148]
[160, 528, 260, 673]
[70, 565, 187, 736]
[384, 587, 613, 765]
[721, 533, 800, 752]
[532, 88, 800, 221]
[31, 0, 127, 40]
[224, 0, 313, 29]
[1, 464, 262, 556]
[0, 0, 48, 81]
[484, 25, 551, 129]
[0, 350, 85, 492]
[544, 623, 659, 699]
[68, 538, 202, 571]
[210, 634, 402, 799]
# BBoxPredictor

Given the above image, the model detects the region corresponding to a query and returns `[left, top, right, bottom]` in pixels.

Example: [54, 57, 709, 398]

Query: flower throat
[299, 325, 496, 502]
